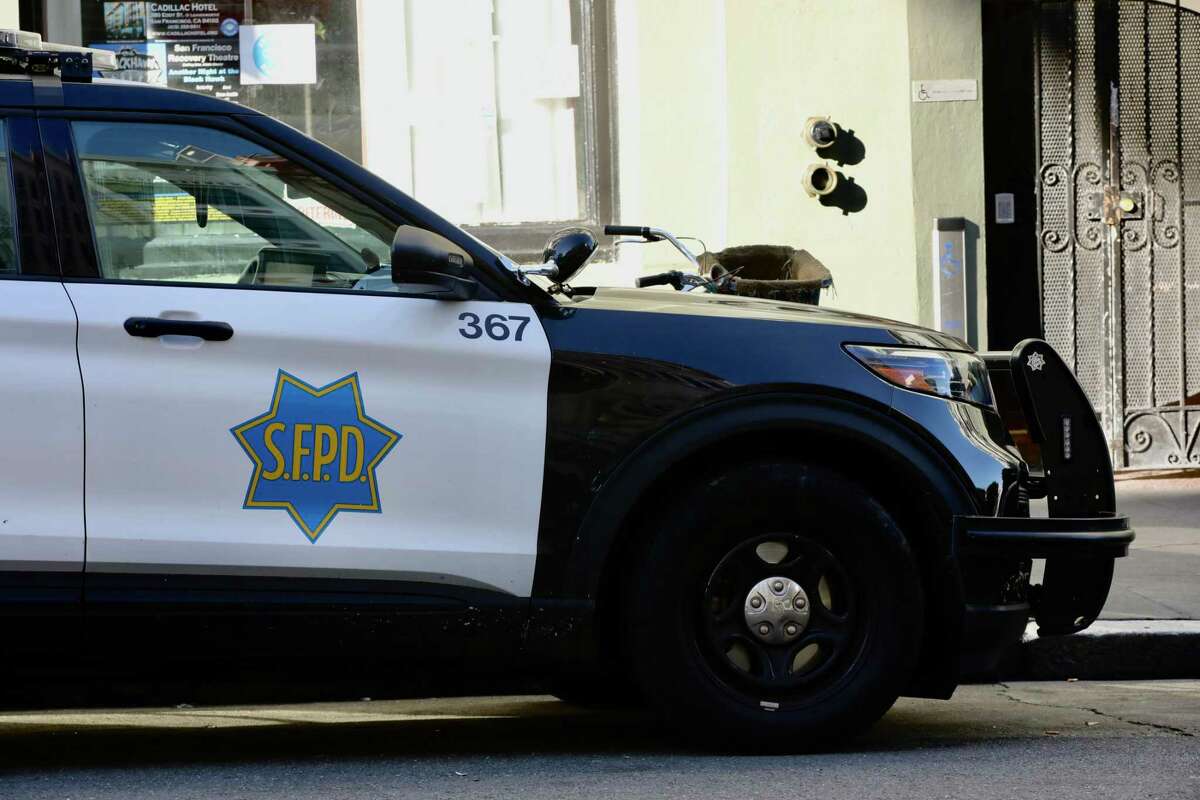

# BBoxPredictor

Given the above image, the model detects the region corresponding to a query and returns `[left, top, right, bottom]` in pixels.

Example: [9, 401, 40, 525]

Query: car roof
[0, 73, 263, 115]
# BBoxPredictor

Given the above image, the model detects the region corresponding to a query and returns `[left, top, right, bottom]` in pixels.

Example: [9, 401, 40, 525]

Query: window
[45, 0, 615, 265]
[73, 121, 399, 292]
[239, 0, 365, 163]
[359, 0, 614, 261]
[0, 122, 16, 274]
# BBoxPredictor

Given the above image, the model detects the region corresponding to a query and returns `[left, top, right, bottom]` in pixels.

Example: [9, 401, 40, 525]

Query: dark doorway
[982, 0, 1040, 351]
[18, 0, 46, 37]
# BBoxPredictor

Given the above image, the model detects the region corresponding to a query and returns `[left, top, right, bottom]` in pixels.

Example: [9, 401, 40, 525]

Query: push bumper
[955, 514, 1135, 636]
[953, 338, 1134, 679]
[955, 514, 1134, 560]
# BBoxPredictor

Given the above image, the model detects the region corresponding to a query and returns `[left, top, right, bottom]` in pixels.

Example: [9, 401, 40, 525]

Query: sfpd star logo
[231, 371, 401, 542]
[1027, 352, 1047, 372]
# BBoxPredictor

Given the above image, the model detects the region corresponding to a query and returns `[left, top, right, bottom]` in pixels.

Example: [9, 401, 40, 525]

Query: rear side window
[71, 121, 397, 292]
[0, 122, 16, 274]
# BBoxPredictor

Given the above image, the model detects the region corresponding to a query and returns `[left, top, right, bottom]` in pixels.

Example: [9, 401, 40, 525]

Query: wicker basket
[698, 245, 832, 306]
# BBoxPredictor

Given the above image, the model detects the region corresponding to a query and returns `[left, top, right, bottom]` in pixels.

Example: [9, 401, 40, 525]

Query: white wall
[0, 0, 18, 29]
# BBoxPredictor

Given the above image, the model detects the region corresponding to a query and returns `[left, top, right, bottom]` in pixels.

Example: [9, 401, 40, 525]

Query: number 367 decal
[458, 313, 532, 342]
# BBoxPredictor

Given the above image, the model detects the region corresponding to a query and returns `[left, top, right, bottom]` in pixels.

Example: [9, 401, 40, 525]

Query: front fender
[561, 390, 984, 602]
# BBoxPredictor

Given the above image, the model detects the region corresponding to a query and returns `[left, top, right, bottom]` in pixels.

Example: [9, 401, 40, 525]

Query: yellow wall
[615, 0, 986, 339]
[723, 0, 920, 325]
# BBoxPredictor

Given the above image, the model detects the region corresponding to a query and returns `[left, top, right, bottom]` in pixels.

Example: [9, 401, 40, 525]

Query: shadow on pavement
[0, 684, 1157, 773]
[0, 705, 676, 770]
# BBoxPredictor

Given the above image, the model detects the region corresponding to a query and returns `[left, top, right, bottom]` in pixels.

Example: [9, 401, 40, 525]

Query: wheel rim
[700, 533, 860, 698]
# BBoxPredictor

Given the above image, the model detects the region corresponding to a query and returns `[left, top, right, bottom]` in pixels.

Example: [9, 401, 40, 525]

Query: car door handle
[124, 317, 234, 342]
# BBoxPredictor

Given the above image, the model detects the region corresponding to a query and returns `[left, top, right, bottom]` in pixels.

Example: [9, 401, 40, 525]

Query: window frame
[462, 0, 617, 263]
[0, 111, 61, 281]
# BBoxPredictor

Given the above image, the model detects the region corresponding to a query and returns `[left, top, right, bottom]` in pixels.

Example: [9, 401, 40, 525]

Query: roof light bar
[0, 29, 117, 82]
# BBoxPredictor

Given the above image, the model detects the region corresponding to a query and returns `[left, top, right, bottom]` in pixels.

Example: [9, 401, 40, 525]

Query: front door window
[72, 121, 397, 291]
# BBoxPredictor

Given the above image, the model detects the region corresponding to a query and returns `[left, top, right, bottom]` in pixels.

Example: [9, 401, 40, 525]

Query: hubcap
[701, 533, 859, 697]
[743, 576, 811, 645]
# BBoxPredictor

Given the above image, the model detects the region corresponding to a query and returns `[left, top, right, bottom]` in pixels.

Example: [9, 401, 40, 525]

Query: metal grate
[1037, 2, 1080, 372]
[1118, 0, 1153, 414]
[1036, 0, 1200, 468]
[1074, 1, 1108, 405]
[1181, 8, 1200, 465]
[1146, 3, 1181, 411]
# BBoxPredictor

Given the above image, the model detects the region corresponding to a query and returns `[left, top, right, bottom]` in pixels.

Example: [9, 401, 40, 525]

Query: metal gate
[1035, 0, 1200, 468]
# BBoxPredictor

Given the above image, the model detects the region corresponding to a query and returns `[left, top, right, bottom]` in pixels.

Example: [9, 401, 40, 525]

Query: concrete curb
[999, 620, 1200, 681]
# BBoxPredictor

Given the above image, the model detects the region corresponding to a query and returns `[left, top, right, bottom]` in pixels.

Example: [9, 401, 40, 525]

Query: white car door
[64, 119, 549, 597]
[0, 117, 84, 577]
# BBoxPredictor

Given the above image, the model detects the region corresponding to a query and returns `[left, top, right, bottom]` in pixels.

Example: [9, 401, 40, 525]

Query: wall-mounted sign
[912, 79, 978, 103]
[96, 1, 241, 41]
[239, 24, 317, 86]
[84, 1, 243, 100]
[164, 38, 240, 99]
[145, 1, 238, 40]
[995, 193, 1016, 225]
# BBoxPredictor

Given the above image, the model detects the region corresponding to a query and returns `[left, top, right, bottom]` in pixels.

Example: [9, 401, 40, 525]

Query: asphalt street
[0, 681, 1196, 800]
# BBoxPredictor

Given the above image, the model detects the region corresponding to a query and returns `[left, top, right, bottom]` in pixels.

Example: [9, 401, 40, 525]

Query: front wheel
[623, 461, 924, 751]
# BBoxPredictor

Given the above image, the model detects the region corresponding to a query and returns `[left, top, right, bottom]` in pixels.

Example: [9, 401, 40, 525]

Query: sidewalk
[1103, 473, 1200, 620]
[1007, 473, 1200, 680]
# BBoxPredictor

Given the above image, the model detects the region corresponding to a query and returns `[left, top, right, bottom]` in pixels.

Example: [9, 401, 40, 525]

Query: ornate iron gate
[1035, 0, 1200, 468]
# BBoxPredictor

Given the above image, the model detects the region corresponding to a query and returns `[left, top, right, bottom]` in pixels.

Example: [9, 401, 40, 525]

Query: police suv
[0, 34, 1132, 749]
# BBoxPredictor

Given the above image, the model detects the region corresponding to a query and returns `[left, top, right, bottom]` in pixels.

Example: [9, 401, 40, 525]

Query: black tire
[622, 460, 924, 752]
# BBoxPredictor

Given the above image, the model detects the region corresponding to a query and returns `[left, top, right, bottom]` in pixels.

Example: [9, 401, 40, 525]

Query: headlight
[845, 345, 995, 409]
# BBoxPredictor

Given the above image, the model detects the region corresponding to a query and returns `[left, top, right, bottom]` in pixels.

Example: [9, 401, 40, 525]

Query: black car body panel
[533, 288, 1019, 603]
[528, 288, 1053, 696]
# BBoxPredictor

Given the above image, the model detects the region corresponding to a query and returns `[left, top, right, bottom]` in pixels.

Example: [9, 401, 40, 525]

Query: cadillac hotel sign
[81, 1, 245, 100]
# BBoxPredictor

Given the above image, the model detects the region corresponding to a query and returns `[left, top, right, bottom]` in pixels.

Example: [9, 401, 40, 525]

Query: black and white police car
[0, 33, 1132, 749]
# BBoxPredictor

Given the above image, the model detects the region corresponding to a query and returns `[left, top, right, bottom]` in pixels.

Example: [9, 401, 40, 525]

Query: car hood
[564, 287, 971, 351]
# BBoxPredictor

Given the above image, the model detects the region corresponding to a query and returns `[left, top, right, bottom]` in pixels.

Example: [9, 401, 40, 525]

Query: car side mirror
[540, 228, 598, 286]
[391, 226, 478, 301]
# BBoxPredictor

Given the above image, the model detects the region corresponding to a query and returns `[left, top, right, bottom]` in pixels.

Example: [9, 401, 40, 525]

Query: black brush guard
[962, 339, 1134, 636]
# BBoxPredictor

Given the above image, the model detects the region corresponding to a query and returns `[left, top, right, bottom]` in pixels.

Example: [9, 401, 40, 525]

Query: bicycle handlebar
[636, 270, 683, 289]
[604, 224, 652, 237]
[605, 224, 700, 268]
